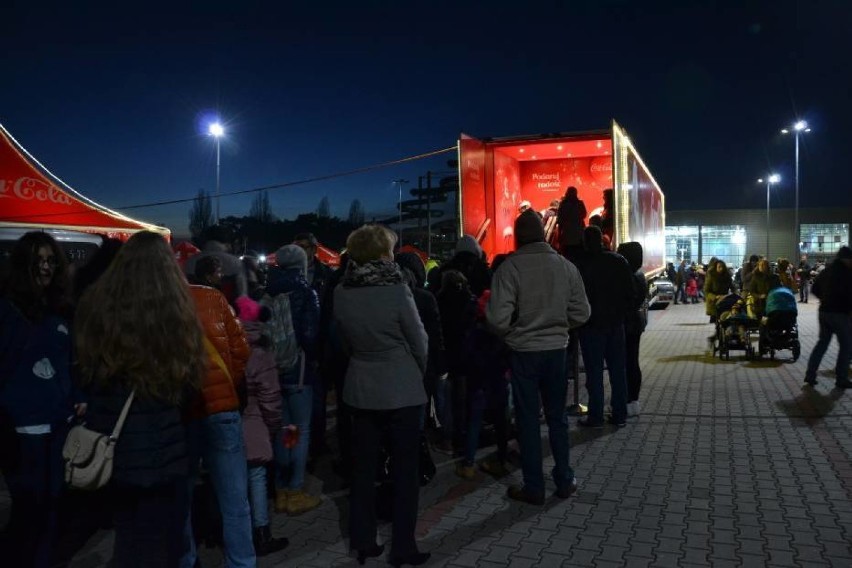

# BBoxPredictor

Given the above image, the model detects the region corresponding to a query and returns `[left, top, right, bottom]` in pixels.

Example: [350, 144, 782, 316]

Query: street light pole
[782, 120, 810, 261]
[215, 135, 221, 223]
[758, 174, 780, 259]
[393, 178, 408, 247]
[208, 122, 225, 224]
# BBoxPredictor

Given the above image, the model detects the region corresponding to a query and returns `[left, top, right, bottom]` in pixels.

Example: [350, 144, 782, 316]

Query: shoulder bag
[62, 389, 135, 490]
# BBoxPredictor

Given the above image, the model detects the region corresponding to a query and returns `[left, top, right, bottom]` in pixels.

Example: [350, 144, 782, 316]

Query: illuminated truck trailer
[458, 120, 665, 279]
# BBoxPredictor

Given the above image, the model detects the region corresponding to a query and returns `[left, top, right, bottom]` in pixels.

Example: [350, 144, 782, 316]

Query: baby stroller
[758, 287, 800, 361]
[712, 294, 760, 360]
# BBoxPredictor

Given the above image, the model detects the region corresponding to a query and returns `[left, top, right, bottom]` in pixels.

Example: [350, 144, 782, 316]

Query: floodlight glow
[209, 122, 225, 137]
[794, 120, 807, 131]
[768, 174, 781, 184]
[757, 178, 764, 183]
[781, 129, 789, 134]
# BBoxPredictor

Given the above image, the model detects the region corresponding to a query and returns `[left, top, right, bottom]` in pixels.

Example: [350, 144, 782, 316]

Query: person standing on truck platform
[557, 186, 587, 263]
[486, 210, 590, 505]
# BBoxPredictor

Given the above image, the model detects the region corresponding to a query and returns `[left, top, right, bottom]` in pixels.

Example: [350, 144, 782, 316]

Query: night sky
[2, 1, 850, 236]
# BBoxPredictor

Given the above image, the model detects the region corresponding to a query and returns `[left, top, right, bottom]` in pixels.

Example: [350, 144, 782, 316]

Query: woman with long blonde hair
[74, 231, 205, 567]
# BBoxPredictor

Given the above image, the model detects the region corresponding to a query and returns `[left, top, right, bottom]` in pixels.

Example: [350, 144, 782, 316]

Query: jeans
[579, 324, 628, 423]
[350, 405, 422, 558]
[182, 411, 255, 568]
[625, 328, 643, 403]
[274, 385, 312, 489]
[464, 374, 509, 465]
[4, 430, 65, 568]
[510, 349, 574, 496]
[435, 375, 450, 432]
[806, 311, 852, 384]
[800, 281, 809, 302]
[247, 464, 269, 528]
[113, 480, 189, 568]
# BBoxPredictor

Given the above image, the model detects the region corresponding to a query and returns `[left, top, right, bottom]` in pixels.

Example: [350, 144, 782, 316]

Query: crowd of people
[1, 183, 849, 566]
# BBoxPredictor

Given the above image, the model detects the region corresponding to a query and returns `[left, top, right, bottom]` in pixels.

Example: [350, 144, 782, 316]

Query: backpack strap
[109, 389, 136, 441]
[203, 336, 233, 383]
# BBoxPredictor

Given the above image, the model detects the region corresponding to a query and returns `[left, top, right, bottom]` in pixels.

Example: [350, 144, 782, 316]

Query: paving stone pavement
[3, 301, 851, 567]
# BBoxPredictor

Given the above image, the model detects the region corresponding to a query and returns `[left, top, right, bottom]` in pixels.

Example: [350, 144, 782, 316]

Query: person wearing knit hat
[486, 208, 590, 505]
[265, 243, 322, 515]
[454, 235, 483, 259]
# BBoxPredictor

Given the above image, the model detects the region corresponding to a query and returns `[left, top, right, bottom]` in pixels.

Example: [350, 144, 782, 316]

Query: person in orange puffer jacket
[182, 280, 255, 568]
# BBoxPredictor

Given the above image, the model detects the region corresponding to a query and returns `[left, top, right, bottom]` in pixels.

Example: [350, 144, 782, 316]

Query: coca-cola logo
[0, 177, 73, 205]
[590, 161, 612, 173]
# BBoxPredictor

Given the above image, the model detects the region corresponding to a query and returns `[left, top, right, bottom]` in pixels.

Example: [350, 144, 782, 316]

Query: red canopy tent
[0, 122, 170, 241]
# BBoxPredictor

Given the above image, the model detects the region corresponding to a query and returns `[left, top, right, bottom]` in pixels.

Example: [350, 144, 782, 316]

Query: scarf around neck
[343, 259, 403, 288]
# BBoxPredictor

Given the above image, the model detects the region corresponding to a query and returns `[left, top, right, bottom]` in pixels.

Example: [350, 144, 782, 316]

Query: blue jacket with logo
[0, 298, 78, 428]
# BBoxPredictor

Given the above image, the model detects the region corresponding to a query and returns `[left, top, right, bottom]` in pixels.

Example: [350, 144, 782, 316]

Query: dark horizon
[2, 1, 851, 235]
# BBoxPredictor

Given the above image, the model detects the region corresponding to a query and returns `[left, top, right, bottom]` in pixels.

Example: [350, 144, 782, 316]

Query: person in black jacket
[804, 246, 852, 388]
[616, 242, 648, 418]
[575, 226, 634, 428]
[0, 232, 81, 568]
[74, 231, 205, 567]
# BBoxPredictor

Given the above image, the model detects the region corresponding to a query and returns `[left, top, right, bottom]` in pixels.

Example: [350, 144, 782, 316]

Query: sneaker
[478, 458, 509, 479]
[506, 485, 545, 506]
[577, 418, 604, 429]
[454, 463, 476, 480]
[555, 478, 578, 499]
[284, 490, 321, 515]
[626, 401, 640, 417]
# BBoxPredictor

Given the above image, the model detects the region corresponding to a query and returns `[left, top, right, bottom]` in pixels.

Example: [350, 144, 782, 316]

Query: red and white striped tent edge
[0, 122, 170, 241]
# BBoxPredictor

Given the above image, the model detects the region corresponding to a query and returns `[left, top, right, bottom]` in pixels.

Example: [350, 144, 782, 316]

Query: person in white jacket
[486, 210, 590, 506]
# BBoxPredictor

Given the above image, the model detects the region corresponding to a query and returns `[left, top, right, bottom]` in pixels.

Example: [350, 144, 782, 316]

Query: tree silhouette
[188, 189, 214, 240]
[249, 190, 275, 223]
[317, 195, 331, 218]
[347, 199, 365, 226]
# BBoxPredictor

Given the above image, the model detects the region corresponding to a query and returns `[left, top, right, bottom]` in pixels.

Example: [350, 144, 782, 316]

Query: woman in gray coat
[333, 224, 430, 567]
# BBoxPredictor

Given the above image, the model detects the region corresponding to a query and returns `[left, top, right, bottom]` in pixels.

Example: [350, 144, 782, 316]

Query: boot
[253, 525, 289, 556]
[274, 489, 288, 513]
[284, 489, 321, 515]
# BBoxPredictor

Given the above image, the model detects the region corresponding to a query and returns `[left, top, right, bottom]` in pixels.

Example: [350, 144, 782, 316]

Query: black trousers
[350, 405, 422, 558]
[111, 479, 189, 568]
[625, 329, 643, 403]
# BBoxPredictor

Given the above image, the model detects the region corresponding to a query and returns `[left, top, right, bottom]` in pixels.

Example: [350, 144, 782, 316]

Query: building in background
[666, 207, 851, 268]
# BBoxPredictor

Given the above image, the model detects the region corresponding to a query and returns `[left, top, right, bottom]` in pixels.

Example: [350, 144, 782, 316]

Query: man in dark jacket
[797, 256, 812, 303]
[575, 226, 635, 427]
[804, 246, 852, 388]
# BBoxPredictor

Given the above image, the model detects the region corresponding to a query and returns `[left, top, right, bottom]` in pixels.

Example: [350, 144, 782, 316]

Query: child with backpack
[264, 245, 321, 515]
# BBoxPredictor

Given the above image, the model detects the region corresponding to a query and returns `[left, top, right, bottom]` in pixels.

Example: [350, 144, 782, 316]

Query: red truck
[457, 120, 666, 281]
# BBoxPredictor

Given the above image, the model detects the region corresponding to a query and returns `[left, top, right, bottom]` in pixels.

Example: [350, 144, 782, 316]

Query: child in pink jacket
[235, 296, 289, 556]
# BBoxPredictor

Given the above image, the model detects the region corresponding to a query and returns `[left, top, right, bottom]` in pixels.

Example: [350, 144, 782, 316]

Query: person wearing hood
[233, 296, 289, 556]
[396, 252, 447, 420]
[183, 238, 248, 304]
[556, 186, 587, 262]
[486, 210, 590, 505]
[426, 235, 491, 297]
[266, 244, 322, 515]
[574, 225, 634, 429]
[616, 242, 648, 418]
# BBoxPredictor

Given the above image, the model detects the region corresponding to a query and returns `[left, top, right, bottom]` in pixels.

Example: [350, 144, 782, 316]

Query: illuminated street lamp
[781, 120, 810, 261]
[757, 174, 781, 258]
[209, 122, 225, 222]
